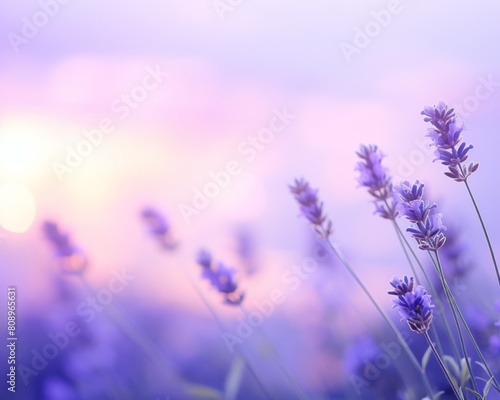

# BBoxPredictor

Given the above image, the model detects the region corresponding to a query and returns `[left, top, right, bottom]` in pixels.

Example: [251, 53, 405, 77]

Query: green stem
[463, 179, 500, 285]
[78, 276, 186, 391]
[180, 268, 273, 399]
[424, 332, 464, 400]
[325, 238, 435, 400]
[428, 253, 500, 392]
[391, 220, 445, 357]
[239, 304, 308, 400]
[391, 220, 461, 363]
[431, 251, 478, 394]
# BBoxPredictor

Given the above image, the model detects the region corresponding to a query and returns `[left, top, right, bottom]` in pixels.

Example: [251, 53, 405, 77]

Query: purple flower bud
[42, 221, 87, 274]
[422, 101, 479, 182]
[356, 145, 397, 220]
[395, 181, 447, 251]
[289, 178, 333, 238]
[196, 249, 212, 269]
[141, 207, 169, 237]
[394, 180, 425, 202]
[389, 276, 435, 333]
[43, 221, 77, 258]
[196, 249, 244, 306]
[388, 276, 414, 296]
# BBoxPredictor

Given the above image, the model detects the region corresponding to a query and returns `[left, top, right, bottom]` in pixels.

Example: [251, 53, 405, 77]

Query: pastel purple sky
[1, 0, 499, 313]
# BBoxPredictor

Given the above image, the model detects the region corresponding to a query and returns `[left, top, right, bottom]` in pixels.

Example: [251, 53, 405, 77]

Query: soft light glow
[0, 182, 36, 233]
[1, 135, 36, 172]
[0, 119, 44, 175]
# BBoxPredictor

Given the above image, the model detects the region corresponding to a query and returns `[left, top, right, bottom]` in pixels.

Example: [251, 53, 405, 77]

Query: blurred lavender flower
[196, 249, 212, 269]
[394, 181, 447, 251]
[490, 300, 500, 353]
[356, 144, 398, 220]
[43, 221, 77, 257]
[388, 276, 435, 333]
[289, 178, 332, 238]
[196, 249, 244, 305]
[344, 335, 404, 398]
[421, 101, 479, 182]
[141, 207, 177, 249]
[42, 221, 87, 274]
[344, 335, 379, 375]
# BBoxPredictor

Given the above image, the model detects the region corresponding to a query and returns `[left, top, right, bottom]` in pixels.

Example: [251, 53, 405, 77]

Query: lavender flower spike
[421, 101, 479, 182]
[394, 180, 424, 202]
[388, 276, 435, 333]
[355, 144, 397, 220]
[43, 221, 77, 258]
[387, 276, 414, 296]
[195, 249, 244, 305]
[289, 178, 332, 238]
[141, 207, 169, 237]
[394, 180, 447, 251]
[141, 207, 177, 250]
[42, 221, 87, 274]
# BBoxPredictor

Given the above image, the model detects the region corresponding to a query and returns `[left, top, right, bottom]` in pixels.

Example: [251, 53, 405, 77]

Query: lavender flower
[141, 207, 177, 249]
[289, 178, 332, 238]
[196, 249, 244, 305]
[43, 221, 77, 257]
[356, 144, 398, 220]
[196, 249, 212, 269]
[421, 101, 479, 182]
[42, 221, 87, 274]
[142, 207, 169, 236]
[394, 181, 446, 251]
[394, 180, 425, 202]
[388, 276, 414, 296]
[388, 276, 435, 333]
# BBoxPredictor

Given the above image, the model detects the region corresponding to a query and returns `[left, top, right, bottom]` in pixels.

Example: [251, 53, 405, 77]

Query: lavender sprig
[388, 277, 465, 398]
[423, 101, 499, 285]
[420, 102, 500, 382]
[289, 178, 333, 238]
[141, 207, 177, 250]
[356, 144, 398, 220]
[196, 249, 244, 305]
[394, 180, 447, 251]
[289, 178, 435, 398]
[43, 221, 77, 258]
[394, 181, 482, 393]
[421, 101, 479, 182]
[42, 221, 87, 274]
[388, 276, 434, 334]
